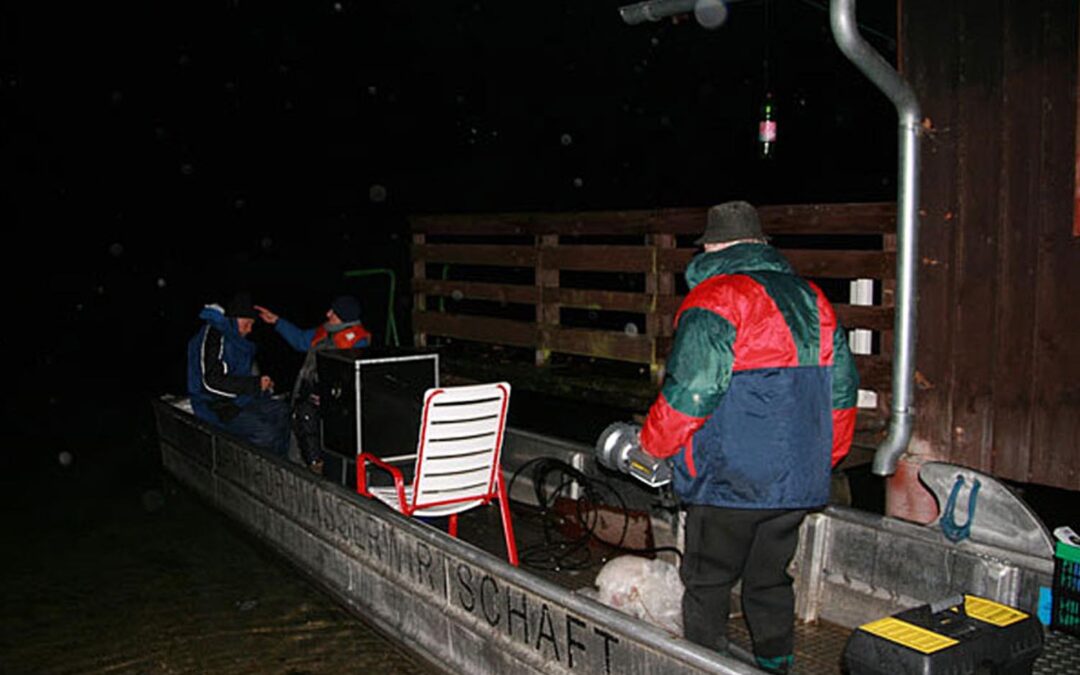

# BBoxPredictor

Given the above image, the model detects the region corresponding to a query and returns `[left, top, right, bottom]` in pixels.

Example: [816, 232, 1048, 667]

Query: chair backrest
[410, 382, 511, 511]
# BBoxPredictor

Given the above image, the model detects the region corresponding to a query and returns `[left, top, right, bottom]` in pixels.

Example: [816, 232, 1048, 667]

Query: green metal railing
[343, 267, 400, 347]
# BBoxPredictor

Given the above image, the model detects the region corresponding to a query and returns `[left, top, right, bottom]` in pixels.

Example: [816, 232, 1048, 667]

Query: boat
[152, 393, 1078, 674]
[153, 395, 761, 675]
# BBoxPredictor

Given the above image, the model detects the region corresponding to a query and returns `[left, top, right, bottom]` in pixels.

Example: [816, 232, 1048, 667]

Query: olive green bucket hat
[695, 200, 767, 245]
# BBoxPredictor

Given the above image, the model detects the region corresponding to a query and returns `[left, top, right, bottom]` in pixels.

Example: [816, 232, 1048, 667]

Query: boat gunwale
[153, 395, 763, 675]
[821, 504, 1055, 573]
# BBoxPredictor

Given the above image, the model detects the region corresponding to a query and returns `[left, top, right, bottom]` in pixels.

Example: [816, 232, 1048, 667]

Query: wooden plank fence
[411, 202, 895, 432]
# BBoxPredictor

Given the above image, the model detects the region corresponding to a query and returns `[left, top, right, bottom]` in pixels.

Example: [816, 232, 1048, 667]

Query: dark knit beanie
[330, 295, 362, 323]
[225, 291, 258, 319]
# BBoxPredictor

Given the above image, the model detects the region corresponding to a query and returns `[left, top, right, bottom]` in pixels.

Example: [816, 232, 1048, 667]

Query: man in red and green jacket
[639, 201, 859, 674]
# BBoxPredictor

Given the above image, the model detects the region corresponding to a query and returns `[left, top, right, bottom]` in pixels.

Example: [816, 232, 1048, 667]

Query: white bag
[592, 555, 684, 635]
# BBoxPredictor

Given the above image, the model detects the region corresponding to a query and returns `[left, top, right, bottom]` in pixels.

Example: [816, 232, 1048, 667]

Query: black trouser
[292, 398, 322, 466]
[680, 505, 807, 659]
[216, 396, 290, 458]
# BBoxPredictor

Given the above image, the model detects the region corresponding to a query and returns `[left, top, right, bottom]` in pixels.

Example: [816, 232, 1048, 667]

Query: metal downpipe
[830, 0, 920, 476]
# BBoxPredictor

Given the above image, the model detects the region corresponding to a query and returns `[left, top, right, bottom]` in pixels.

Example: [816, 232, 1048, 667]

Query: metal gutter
[830, 0, 921, 475]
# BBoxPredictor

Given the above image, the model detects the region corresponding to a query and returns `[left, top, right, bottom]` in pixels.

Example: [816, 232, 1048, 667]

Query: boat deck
[453, 500, 1080, 674]
[154, 395, 1080, 674]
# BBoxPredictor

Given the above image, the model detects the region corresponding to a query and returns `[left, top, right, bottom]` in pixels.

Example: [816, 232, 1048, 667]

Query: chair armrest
[357, 453, 410, 511]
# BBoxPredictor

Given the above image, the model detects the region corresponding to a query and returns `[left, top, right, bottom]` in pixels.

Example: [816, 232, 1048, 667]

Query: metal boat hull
[154, 397, 1066, 673]
[153, 398, 759, 675]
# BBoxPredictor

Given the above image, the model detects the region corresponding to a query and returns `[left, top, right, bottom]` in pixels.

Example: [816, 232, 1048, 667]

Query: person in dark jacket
[639, 201, 859, 674]
[186, 291, 289, 456]
[256, 295, 371, 473]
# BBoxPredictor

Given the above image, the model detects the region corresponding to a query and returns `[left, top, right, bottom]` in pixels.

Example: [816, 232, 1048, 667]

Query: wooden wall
[904, 0, 1080, 490]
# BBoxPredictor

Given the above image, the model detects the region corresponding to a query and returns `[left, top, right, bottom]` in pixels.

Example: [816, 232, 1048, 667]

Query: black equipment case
[843, 594, 1043, 675]
[316, 348, 439, 459]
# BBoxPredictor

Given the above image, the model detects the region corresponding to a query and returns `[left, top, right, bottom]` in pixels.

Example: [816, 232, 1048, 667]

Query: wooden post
[646, 233, 676, 385]
[880, 232, 896, 419]
[536, 234, 559, 367]
[412, 233, 428, 348]
[1075, 8, 1080, 237]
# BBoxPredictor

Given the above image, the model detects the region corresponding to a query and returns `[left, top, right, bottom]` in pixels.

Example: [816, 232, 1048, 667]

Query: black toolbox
[843, 594, 1043, 675]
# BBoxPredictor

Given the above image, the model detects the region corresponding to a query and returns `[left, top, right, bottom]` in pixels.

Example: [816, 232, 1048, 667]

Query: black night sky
[4, 0, 897, 480]
[9, 7, 1080, 670]
[3, 3, 912, 669]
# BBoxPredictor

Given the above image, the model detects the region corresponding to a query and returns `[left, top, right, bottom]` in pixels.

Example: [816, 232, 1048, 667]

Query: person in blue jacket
[256, 295, 371, 473]
[186, 291, 289, 456]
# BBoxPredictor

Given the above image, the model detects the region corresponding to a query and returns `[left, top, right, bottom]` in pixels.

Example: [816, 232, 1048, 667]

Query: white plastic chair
[356, 382, 518, 566]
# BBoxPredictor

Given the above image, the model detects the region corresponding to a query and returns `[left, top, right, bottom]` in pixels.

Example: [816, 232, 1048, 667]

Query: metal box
[316, 349, 439, 459]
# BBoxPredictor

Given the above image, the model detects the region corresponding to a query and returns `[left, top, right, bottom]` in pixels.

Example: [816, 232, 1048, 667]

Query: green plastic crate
[1052, 541, 1080, 636]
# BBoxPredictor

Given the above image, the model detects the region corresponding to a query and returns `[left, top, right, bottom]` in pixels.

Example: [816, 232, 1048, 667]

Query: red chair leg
[496, 472, 519, 566]
[448, 513, 458, 538]
[356, 455, 369, 496]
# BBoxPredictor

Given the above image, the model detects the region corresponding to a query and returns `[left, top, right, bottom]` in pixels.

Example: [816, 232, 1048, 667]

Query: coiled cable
[507, 457, 682, 572]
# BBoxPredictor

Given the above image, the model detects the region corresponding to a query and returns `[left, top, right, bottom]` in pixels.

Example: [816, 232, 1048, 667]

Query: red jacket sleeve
[640, 393, 708, 459]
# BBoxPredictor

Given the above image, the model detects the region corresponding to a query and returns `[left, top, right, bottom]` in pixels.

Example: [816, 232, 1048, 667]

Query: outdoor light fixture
[619, 0, 732, 29]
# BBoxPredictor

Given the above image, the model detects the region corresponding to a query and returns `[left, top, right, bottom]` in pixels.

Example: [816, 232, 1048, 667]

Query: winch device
[594, 422, 672, 488]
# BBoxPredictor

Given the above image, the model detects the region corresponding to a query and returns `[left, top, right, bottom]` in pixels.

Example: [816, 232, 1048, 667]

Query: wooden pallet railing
[411, 202, 896, 425]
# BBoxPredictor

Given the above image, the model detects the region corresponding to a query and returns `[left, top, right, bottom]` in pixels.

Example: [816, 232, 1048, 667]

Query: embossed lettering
[368, 516, 383, 561]
[534, 603, 560, 661]
[594, 627, 619, 675]
[335, 500, 350, 539]
[185, 434, 638, 675]
[400, 535, 415, 579]
[456, 564, 475, 611]
[271, 467, 285, 504]
[566, 615, 586, 669]
[480, 575, 501, 626]
[416, 542, 434, 589]
[506, 588, 528, 643]
[318, 493, 334, 532]
[351, 510, 367, 552]
[250, 460, 264, 496]
[387, 528, 402, 574]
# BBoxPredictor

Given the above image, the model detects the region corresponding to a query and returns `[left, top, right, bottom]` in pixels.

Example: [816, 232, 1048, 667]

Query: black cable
[507, 457, 682, 572]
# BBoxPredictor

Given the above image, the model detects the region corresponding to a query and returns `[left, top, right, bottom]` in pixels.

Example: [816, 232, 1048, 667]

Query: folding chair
[357, 382, 518, 566]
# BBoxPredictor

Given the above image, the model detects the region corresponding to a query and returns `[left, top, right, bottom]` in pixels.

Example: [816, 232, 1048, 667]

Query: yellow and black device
[843, 594, 1043, 675]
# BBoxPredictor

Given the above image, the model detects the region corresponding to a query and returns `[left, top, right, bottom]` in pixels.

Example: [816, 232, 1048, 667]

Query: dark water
[5, 383, 1073, 675]
[0, 398, 436, 675]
